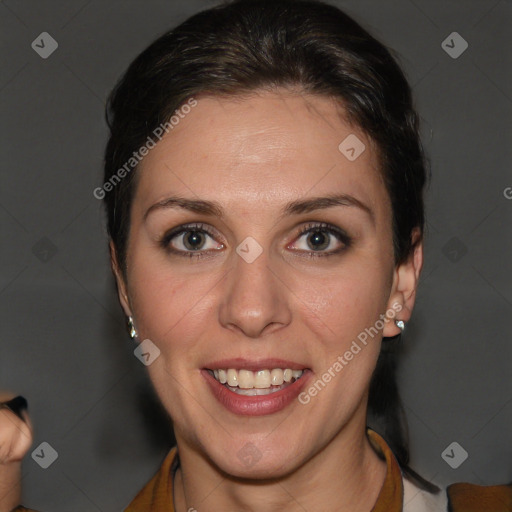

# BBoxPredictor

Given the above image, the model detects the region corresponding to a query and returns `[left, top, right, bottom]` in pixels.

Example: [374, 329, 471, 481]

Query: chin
[209, 443, 301, 481]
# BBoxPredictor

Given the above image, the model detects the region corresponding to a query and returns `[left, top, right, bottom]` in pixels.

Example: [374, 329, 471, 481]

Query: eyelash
[159, 222, 352, 260]
[160, 223, 220, 260]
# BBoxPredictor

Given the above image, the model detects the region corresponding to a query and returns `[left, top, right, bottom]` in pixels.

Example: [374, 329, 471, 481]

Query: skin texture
[112, 89, 423, 512]
[0, 392, 33, 512]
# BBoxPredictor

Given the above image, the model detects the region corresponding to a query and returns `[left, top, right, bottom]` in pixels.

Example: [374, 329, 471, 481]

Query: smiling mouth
[206, 368, 306, 396]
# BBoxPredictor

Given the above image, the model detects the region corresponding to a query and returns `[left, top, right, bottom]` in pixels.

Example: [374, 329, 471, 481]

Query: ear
[383, 228, 424, 337]
[109, 240, 133, 318]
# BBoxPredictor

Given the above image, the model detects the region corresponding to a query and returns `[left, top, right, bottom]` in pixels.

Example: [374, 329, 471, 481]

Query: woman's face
[114, 90, 416, 478]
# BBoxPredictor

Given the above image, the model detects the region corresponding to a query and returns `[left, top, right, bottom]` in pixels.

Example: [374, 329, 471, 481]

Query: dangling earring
[395, 319, 405, 332]
[128, 316, 138, 340]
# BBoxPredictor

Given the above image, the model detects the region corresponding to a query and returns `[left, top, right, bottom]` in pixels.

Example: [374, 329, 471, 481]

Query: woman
[2, 0, 511, 510]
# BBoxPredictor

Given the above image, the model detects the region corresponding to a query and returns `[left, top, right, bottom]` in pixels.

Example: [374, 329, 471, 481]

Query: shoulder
[446, 482, 512, 512]
[124, 446, 179, 511]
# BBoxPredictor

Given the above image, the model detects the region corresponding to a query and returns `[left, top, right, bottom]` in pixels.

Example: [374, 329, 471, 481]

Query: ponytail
[367, 335, 440, 493]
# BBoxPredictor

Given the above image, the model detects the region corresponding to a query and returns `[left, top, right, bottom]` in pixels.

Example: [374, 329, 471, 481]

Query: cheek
[296, 264, 390, 345]
[128, 256, 218, 351]
[292, 263, 390, 409]
[296, 275, 385, 411]
[128, 264, 219, 423]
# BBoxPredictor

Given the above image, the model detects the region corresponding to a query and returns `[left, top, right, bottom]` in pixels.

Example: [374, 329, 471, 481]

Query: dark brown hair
[103, 0, 435, 492]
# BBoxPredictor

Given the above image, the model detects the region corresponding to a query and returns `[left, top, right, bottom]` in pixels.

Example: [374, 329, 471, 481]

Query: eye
[160, 223, 224, 258]
[288, 222, 351, 257]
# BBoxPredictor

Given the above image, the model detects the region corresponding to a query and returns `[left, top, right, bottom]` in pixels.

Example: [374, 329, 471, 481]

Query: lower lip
[202, 369, 311, 416]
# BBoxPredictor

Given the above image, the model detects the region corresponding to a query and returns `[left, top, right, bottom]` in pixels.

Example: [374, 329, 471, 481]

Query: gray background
[1, 0, 511, 510]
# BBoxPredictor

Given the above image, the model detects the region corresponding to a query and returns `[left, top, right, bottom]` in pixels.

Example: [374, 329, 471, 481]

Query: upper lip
[204, 358, 309, 372]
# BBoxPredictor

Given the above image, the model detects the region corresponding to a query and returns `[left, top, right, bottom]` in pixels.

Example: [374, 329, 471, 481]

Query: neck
[173, 418, 387, 512]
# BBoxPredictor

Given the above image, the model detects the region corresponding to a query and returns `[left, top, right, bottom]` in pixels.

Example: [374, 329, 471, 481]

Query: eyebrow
[144, 193, 374, 223]
[280, 194, 374, 223]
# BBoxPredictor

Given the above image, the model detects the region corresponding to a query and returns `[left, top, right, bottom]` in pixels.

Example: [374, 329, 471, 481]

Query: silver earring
[128, 316, 138, 339]
[395, 320, 405, 332]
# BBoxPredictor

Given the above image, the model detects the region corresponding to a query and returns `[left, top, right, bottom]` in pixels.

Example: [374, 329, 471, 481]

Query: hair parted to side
[103, 0, 435, 492]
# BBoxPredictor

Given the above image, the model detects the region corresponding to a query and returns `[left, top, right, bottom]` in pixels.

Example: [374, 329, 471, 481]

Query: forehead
[134, 90, 389, 220]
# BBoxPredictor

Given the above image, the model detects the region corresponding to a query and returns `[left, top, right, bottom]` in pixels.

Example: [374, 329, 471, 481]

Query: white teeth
[227, 369, 238, 387]
[238, 369, 254, 389]
[210, 368, 304, 390]
[270, 368, 284, 385]
[254, 370, 270, 388]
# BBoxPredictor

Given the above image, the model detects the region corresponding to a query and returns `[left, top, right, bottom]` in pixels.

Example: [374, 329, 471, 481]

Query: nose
[218, 244, 292, 339]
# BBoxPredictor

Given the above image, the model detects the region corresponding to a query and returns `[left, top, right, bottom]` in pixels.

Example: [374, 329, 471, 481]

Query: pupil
[308, 231, 328, 251]
[184, 231, 204, 250]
